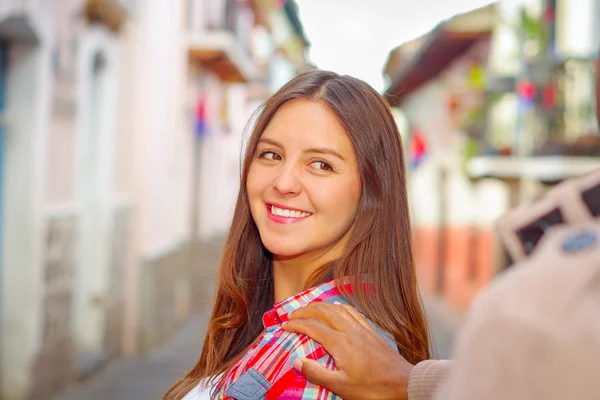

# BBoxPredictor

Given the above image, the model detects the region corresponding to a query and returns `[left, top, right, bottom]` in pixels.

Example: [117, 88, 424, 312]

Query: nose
[272, 163, 302, 196]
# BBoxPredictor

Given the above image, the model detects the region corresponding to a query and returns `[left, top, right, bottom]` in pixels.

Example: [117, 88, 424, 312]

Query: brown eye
[310, 160, 334, 171]
[259, 151, 282, 161]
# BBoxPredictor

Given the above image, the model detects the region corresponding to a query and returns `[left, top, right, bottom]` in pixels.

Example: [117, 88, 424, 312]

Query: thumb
[293, 358, 343, 390]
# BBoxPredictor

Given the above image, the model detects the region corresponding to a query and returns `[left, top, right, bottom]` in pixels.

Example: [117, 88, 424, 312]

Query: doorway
[74, 30, 117, 376]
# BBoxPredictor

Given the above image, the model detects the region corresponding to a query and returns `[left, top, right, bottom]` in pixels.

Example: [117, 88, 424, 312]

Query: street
[54, 312, 207, 400]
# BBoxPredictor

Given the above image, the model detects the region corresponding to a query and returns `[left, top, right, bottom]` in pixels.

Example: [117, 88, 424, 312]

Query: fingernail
[293, 359, 302, 372]
[333, 301, 342, 305]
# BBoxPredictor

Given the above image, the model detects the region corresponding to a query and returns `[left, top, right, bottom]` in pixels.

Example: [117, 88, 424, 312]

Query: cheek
[344, 180, 361, 219]
[315, 178, 361, 220]
[246, 163, 266, 199]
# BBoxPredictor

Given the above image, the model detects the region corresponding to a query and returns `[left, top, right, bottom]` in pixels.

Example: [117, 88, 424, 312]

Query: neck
[272, 248, 340, 303]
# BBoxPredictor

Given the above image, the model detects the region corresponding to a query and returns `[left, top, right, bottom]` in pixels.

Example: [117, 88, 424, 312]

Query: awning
[0, 15, 40, 44]
[384, 3, 497, 107]
[85, 0, 128, 32]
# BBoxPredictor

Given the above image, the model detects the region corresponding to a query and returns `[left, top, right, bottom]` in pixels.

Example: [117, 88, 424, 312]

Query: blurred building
[383, 0, 600, 309]
[0, 0, 309, 399]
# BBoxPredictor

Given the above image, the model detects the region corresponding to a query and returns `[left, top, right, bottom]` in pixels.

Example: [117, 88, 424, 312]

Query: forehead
[261, 99, 352, 150]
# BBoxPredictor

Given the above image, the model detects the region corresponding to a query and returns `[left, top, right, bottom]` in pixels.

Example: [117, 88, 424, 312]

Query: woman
[164, 70, 430, 399]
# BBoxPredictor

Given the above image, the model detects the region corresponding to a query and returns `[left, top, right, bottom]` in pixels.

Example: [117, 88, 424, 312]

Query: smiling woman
[248, 99, 362, 301]
[164, 70, 430, 399]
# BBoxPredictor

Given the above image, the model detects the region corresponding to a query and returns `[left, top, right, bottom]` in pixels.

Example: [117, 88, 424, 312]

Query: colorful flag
[410, 127, 428, 169]
[195, 95, 207, 138]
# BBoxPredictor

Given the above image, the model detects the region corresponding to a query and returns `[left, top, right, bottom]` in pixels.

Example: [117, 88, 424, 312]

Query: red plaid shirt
[211, 279, 397, 400]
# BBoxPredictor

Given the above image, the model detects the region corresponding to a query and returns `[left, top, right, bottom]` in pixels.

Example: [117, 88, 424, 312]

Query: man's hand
[282, 302, 414, 400]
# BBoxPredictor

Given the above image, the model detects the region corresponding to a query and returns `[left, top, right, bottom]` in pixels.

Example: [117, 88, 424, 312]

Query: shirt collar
[262, 279, 353, 329]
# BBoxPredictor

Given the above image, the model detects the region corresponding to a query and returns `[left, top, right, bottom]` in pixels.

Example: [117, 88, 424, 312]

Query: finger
[293, 358, 344, 393]
[282, 319, 339, 349]
[326, 302, 377, 335]
[289, 302, 352, 332]
[329, 304, 391, 349]
[329, 302, 368, 327]
[338, 304, 377, 333]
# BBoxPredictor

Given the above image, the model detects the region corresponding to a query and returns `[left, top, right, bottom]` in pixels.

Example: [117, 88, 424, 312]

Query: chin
[261, 236, 306, 257]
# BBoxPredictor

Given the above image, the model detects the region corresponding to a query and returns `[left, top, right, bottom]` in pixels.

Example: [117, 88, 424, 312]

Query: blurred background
[0, 0, 598, 399]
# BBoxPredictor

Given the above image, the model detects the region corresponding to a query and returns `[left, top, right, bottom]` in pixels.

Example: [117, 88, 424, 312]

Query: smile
[266, 204, 312, 223]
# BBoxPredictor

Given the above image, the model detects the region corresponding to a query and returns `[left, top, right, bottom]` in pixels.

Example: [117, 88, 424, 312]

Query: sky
[296, 0, 496, 92]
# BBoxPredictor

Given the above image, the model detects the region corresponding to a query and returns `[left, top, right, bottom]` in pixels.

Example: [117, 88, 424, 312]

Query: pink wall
[414, 227, 499, 309]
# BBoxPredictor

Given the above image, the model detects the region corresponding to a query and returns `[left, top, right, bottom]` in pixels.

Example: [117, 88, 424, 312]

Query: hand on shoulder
[283, 302, 413, 400]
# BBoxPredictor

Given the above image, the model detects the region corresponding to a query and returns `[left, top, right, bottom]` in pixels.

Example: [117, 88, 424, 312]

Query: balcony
[188, 30, 259, 83]
[187, 0, 259, 83]
[467, 156, 600, 184]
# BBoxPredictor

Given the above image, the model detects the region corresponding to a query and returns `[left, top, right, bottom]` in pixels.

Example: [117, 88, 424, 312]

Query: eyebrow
[258, 137, 346, 162]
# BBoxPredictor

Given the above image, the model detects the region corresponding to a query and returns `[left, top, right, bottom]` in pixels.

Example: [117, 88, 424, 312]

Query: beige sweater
[408, 360, 452, 400]
[407, 222, 600, 400]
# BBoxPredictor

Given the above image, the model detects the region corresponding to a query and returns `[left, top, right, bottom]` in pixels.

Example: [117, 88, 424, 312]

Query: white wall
[116, 0, 194, 355]
[45, 0, 89, 207]
[0, 0, 26, 24]
[194, 77, 254, 241]
[0, 4, 53, 398]
[556, 0, 600, 59]
[402, 79, 509, 229]
[129, 0, 191, 259]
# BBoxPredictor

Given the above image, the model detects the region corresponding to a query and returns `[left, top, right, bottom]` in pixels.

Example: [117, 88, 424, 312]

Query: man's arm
[433, 314, 560, 400]
[409, 360, 453, 400]
[282, 303, 452, 400]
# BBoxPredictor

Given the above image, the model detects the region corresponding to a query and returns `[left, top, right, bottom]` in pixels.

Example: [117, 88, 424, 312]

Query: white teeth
[270, 205, 311, 218]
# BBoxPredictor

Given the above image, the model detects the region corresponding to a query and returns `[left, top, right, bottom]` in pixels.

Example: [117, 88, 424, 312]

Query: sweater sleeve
[407, 360, 453, 400]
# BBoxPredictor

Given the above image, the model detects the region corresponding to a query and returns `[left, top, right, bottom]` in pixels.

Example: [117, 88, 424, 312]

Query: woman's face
[247, 99, 361, 260]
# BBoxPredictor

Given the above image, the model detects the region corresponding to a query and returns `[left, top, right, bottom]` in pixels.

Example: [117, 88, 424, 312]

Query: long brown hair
[164, 70, 430, 399]
[596, 49, 599, 124]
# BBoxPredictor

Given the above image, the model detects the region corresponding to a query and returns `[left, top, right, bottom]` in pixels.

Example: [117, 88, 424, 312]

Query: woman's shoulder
[319, 296, 399, 352]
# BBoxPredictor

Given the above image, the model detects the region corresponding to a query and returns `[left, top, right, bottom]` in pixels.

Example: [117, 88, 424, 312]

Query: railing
[187, 0, 256, 75]
[188, 0, 236, 33]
